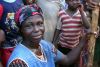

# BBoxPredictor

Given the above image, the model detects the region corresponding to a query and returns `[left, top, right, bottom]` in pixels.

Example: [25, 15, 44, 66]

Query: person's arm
[52, 29, 60, 47]
[0, 62, 3, 67]
[78, 3, 91, 29]
[52, 15, 62, 46]
[0, 29, 5, 45]
[56, 32, 87, 66]
[86, 0, 99, 10]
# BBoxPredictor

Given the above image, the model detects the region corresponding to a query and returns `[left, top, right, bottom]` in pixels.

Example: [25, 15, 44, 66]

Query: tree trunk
[87, 6, 99, 67]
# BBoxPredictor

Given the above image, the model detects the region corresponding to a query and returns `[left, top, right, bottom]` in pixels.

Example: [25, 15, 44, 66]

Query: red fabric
[58, 10, 83, 48]
[0, 47, 14, 67]
[15, 4, 41, 26]
[0, 4, 3, 20]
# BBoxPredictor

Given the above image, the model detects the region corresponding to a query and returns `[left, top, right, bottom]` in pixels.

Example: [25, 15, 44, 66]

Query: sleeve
[8, 59, 28, 67]
[0, 4, 3, 20]
[54, 48, 64, 62]
[49, 43, 63, 62]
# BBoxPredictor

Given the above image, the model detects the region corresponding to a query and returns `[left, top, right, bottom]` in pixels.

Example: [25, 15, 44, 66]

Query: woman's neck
[3, 0, 16, 3]
[22, 40, 40, 49]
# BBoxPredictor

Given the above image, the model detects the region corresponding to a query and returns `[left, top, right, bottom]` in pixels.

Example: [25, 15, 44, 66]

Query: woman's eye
[40, 22, 43, 25]
[37, 22, 43, 26]
[25, 24, 33, 29]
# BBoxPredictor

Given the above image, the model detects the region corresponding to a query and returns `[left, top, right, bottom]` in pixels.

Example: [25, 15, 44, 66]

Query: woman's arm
[57, 33, 87, 66]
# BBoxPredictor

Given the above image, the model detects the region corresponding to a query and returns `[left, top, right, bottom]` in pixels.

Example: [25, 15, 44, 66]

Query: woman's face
[21, 15, 44, 44]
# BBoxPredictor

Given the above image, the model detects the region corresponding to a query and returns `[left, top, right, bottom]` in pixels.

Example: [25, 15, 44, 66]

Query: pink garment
[58, 9, 84, 48]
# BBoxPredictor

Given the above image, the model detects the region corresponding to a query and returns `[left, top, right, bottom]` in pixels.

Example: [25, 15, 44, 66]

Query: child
[7, 5, 88, 67]
[53, 0, 91, 67]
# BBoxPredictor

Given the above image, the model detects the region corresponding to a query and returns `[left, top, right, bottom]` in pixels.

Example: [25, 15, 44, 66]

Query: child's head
[0, 29, 5, 45]
[65, 0, 80, 10]
[15, 5, 44, 44]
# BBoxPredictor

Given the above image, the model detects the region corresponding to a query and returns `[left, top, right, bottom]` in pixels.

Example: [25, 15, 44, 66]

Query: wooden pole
[87, 6, 99, 67]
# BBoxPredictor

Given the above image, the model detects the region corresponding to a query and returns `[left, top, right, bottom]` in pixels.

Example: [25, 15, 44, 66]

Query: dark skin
[21, 15, 44, 56]
[0, 62, 3, 67]
[0, 29, 5, 45]
[53, 0, 91, 45]
[9, 14, 87, 66]
[0, 29, 5, 67]
[66, 0, 90, 29]
[86, 0, 100, 9]
[81, 0, 100, 11]
[21, 15, 44, 49]
[9, 15, 44, 67]
[85, 0, 100, 37]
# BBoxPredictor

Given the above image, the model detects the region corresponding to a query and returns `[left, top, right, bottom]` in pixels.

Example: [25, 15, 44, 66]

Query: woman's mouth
[32, 35, 42, 39]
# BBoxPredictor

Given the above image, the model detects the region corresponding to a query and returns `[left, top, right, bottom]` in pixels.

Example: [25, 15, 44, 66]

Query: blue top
[7, 40, 63, 67]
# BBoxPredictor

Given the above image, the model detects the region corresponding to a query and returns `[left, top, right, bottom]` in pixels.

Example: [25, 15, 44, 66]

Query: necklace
[22, 41, 47, 61]
[35, 50, 45, 60]
[33, 45, 46, 61]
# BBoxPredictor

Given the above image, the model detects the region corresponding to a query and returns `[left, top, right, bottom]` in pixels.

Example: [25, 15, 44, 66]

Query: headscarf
[15, 4, 42, 27]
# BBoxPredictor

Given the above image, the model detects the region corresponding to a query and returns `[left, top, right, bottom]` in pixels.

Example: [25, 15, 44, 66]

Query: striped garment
[58, 9, 85, 48]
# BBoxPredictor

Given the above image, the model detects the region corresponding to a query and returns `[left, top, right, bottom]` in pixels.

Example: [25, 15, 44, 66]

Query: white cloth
[3, 0, 16, 3]
[37, 0, 60, 42]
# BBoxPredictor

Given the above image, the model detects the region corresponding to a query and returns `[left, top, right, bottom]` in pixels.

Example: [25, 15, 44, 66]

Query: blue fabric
[0, 0, 23, 47]
[7, 40, 63, 67]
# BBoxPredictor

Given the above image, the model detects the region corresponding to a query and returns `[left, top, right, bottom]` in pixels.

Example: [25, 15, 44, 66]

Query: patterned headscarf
[15, 4, 42, 27]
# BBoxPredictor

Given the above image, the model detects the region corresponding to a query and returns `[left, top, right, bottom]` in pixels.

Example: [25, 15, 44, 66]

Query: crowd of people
[0, 0, 99, 67]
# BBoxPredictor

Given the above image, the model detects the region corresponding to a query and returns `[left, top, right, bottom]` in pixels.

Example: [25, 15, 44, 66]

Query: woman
[7, 5, 88, 67]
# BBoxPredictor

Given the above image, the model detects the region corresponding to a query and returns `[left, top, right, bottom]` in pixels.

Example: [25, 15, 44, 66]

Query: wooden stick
[87, 6, 99, 67]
